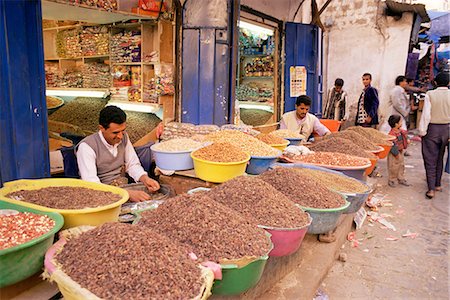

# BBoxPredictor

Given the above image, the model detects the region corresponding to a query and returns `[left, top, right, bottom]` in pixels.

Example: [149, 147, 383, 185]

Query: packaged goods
[80, 26, 109, 56]
[138, 193, 271, 263]
[208, 176, 310, 228]
[83, 62, 111, 88]
[192, 143, 248, 163]
[0, 212, 55, 250]
[112, 65, 131, 87]
[309, 137, 377, 159]
[56, 29, 82, 58]
[55, 223, 204, 299]
[152, 138, 202, 152]
[45, 62, 59, 87]
[6, 187, 122, 210]
[59, 69, 83, 88]
[110, 30, 141, 63]
[259, 168, 346, 209]
[295, 168, 369, 193]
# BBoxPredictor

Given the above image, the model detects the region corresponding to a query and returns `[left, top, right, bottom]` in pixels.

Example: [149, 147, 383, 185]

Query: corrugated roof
[385, 0, 430, 22]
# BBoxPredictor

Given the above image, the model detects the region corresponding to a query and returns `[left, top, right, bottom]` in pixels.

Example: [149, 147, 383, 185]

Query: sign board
[289, 66, 307, 97]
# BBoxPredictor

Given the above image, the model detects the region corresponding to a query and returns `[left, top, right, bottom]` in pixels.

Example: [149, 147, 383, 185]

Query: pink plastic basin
[259, 214, 312, 257]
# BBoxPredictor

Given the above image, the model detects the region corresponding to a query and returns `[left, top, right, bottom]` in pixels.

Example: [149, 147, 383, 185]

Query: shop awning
[385, 0, 430, 22]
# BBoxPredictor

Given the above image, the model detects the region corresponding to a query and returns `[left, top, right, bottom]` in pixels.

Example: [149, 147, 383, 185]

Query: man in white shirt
[280, 95, 331, 140]
[77, 106, 160, 202]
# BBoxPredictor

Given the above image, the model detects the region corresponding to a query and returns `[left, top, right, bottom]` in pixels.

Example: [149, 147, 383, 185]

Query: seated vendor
[280, 95, 331, 140]
[76, 106, 160, 202]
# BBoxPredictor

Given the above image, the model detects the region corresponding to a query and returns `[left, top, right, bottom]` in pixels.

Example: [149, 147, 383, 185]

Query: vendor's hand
[127, 190, 151, 202]
[139, 174, 160, 192]
[365, 116, 372, 123]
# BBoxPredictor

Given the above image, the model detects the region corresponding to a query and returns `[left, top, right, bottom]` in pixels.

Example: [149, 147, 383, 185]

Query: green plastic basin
[212, 254, 269, 295]
[0, 200, 64, 288]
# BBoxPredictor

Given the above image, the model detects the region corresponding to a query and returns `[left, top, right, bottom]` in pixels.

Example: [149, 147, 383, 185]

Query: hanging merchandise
[110, 30, 142, 63]
[80, 26, 109, 57]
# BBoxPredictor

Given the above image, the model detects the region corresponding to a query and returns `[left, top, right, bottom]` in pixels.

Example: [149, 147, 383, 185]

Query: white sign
[289, 66, 307, 97]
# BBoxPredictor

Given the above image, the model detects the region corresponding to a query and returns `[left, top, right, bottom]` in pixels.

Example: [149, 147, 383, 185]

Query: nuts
[192, 142, 249, 163]
[256, 133, 287, 145]
[347, 126, 392, 145]
[271, 129, 303, 139]
[309, 137, 377, 159]
[287, 151, 371, 167]
[327, 130, 379, 151]
[152, 138, 203, 152]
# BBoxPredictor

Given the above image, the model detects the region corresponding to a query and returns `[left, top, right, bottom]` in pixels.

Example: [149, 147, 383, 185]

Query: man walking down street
[380, 75, 410, 133]
[356, 73, 379, 128]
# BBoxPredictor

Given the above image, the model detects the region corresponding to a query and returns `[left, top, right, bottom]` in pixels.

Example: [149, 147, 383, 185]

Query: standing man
[355, 73, 379, 128]
[419, 72, 450, 199]
[323, 78, 349, 121]
[380, 76, 410, 133]
[77, 106, 160, 202]
[280, 95, 331, 140]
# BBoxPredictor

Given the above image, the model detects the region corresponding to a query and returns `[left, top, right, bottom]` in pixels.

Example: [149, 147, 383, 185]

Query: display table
[159, 169, 218, 194]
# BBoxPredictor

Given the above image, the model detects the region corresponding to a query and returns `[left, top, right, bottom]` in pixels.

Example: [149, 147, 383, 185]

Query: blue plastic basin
[299, 200, 350, 234]
[150, 145, 194, 171]
[286, 138, 303, 146]
[246, 152, 281, 175]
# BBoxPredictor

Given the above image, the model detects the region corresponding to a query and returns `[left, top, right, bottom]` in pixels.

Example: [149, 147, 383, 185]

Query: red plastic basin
[376, 143, 392, 159]
[364, 157, 378, 176]
[259, 214, 312, 257]
[319, 119, 341, 132]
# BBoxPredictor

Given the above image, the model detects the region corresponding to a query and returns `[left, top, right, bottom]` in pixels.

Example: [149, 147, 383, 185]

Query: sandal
[435, 186, 443, 192]
[398, 180, 411, 186]
[425, 190, 435, 199]
[388, 180, 396, 187]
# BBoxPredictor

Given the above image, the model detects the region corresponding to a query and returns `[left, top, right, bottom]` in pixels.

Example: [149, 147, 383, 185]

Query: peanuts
[256, 133, 288, 145]
[192, 142, 249, 162]
[288, 152, 371, 167]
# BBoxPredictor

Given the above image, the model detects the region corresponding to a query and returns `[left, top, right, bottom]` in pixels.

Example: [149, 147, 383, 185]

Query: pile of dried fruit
[259, 168, 346, 209]
[295, 168, 369, 194]
[285, 151, 371, 167]
[309, 137, 376, 159]
[192, 142, 249, 163]
[346, 126, 392, 145]
[204, 130, 279, 156]
[256, 133, 287, 145]
[152, 138, 203, 152]
[137, 193, 271, 263]
[55, 223, 204, 299]
[208, 176, 310, 228]
[7, 187, 122, 209]
[0, 212, 55, 250]
[328, 131, 379, 151]
[271, 129, 303, 139]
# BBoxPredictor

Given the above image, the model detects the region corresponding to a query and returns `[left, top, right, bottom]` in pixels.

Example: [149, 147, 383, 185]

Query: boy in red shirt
[388, 114, 411, 187]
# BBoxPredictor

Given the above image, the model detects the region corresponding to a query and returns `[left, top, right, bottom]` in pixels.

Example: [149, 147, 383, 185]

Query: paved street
[321, 140, 449, 299]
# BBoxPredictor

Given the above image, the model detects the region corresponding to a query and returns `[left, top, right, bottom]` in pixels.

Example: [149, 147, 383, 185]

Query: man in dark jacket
[356, 73, 379, 127]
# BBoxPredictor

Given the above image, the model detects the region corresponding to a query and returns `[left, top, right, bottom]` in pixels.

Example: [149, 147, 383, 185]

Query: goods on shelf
[243, 56, 274, 77]
[159, 122, 219, 141]
[236, 82, 273, 103]
[127, 87, 141, 102]
[155, 63, 174, 95]
[192, 143, 248, 163]
[143, 50, 159, 62]
[0, 212, 55, 250]
[51, 0, 118, 11]
[309, 137, 377, 159]
[259, 167, 346, 209]
[56, 29, 82, 58]
[142, 78, 158, 103]
[110, 30, 141, 63]
[110, 87, 129, 101]
[130, 66, 141, 86]
[239, 30, 274, 56]
[82, 62, 111, 88]
[80, 26, 109, 57]
[59, 69, 83, 88]
[6, 186, 122, 210]
[45, 62, 59, 87]
[111, 65, 131, 87]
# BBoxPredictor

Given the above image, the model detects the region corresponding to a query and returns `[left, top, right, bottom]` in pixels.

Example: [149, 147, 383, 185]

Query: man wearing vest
[77, 106, 160, 202]
[356, 73, 379, 128]
[280, 95, 331, 140]
[419, 72, 450, 199]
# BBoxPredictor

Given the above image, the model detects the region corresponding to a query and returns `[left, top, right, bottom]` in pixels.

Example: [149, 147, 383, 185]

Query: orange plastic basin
[319, 119, 341, 132]
[376, 143, 392, 159]
[365, 157, 378, 176]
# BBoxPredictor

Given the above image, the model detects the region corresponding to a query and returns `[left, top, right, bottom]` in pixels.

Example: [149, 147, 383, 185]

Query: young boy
[387, 114, 411, 187]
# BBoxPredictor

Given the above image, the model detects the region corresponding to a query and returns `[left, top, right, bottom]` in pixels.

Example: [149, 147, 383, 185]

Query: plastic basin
[212, 254, 269, 295]
[150, 144, 195, 171]
[0, 179, 129, 229]
[259, 213, 312, 257]
[191, 153, 250, 183]
[286, 137, 303, 146]
[298, 199, 350, 234]
[364, 157, 378, 176]
[0, 200, 64, 288]
[270, 140, 290, 151]
[376, 143, 393, 159]
[246, 152, 281, 175]
[319, 119, 341, 132]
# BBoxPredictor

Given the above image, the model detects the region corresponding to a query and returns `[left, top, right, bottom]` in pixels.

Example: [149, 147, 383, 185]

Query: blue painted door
[284, 22, 322, 115]
[181, 0, 239, 125]
[0, 0, 50, 186]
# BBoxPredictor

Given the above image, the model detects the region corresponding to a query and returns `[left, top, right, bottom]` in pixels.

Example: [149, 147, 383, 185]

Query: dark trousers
[422, 123, 450, 191]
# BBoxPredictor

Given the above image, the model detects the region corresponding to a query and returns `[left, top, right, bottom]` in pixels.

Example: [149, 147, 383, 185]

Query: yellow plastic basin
[0, 178, 129, 229]
[191, 153, 250, 183]
[270, 140, 290, 151]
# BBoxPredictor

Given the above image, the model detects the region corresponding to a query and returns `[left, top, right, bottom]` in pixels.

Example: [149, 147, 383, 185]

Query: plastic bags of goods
[155, 63, 174, 95]
[45, 62, 59, 87]
[110, 87, 129, 102]
[110, 30, 141, 63]
[56, 29, 82, 58]
[130, 66, 141, 86]
[127, 87, 141, 102]
[143, 50, 159, 63]
[111, 65, 131, 87]
[159, 122, 220, 141]
[82, 62, 111, 88]
[64, 0, 118, 11]
[59, 69, 83, 88]
[48, 223, 211, 299]
[236, 82, 273, 103]
[142, 78, 159, 103]
[80, 26, 109, 57]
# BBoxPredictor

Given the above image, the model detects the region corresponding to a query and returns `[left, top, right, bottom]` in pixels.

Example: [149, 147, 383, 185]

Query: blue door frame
[0, 0, 49, 186]
[284, 22, 322, 115]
